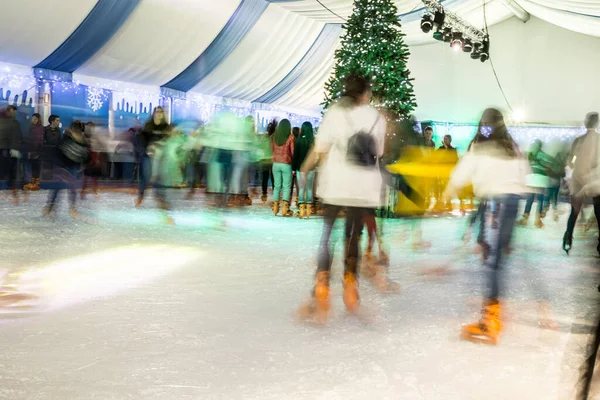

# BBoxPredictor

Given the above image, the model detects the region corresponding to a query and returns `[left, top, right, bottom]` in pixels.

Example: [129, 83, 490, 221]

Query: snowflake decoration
[87, 87, 104, 112]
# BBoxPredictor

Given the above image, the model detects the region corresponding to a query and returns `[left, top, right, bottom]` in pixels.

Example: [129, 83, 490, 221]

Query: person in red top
[271, 119, 295, 216]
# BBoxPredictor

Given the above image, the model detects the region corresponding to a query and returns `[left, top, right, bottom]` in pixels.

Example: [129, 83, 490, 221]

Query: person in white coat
[444, 108, 531, 345]
[297, 75, 386, 324]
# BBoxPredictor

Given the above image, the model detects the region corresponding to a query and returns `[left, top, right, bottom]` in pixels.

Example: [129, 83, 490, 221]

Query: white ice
[0, 190, 599, 400]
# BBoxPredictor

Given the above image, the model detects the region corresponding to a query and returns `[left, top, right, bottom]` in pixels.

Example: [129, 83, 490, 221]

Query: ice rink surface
[1, 190, 599, 400]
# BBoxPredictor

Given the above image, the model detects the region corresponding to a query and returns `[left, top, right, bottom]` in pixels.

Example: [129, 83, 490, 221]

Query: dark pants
[187, 161, 205, 189]
[318, 204, 368, 276]
[261, 165, 273, 196]
[480, 195, 520, 300]
[290, 174, 297, 201]
[30, 158, 41, 180]
[138, 155, 151, 198]
[546, 186, 560, 211]
[524, 192, 545, 215]
[47, 166, 78, 209]
[566, 196, 600, 239]
[216, 149, 234, 208]
[0, 149, 18, 190]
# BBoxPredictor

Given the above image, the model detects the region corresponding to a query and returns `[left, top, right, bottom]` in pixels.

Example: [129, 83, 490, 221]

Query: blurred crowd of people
[2, 77, 600, 356]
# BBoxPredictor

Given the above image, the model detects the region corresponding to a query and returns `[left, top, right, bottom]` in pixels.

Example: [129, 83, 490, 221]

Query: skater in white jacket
[444, 108, 531, 345]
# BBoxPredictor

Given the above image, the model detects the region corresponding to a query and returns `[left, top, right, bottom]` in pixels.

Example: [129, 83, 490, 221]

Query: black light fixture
[421, 14, 433, 33]
[433, 11, 446, 27]
[479, 37, 490, 62]
[442, 27, 452, 42]
[451, 32, 463, 51]
[462, 38, 473, 53]
[470, 42, 481, 59]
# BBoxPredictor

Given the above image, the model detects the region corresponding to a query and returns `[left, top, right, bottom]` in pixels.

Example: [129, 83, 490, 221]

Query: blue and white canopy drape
[1, 0, 599, 113]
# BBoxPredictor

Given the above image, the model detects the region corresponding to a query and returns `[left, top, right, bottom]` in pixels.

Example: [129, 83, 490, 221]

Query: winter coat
[568, 131, 600, 198]
[446, 141, 531, 198]
[43, 126, 62, 146]
[141, 121, 170, 153]
[28, 124, 44, 153]
[0, 111, 22, 150]
[271, 134, 295, 165]
[292, 135, 313, 171]
[54, 133, 90, 169]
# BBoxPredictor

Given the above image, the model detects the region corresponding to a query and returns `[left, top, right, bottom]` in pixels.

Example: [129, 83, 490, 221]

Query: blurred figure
[43, 115, 62, 146]
[0, 105, 23, 204]
[297, 75, 385, 323]
[422, 126, 435, 148]
[420, 126, 436, 210]
[270, 119, 295, 216]
[517, 139, 558, 228]
[545, 150, 567, 221]
[434, 134, 458, 211]
[290, 126, 301, 206]
[42, 114, 61, 180]
[439, 134, 455, 151]
[136, 107, 169, 208]
[462, 131, 490, 243]
[113, 128, 137, 183]
[229, 116, 254, 206]
[259, 121, 276, 203]
[206, 111, 243, 210]
[80, 122, 103, 199]
[444, 108, 531, 345]
[42, 121, 89, 218]
[184, 125, 205, 199]
[292, 122, 315, 218]
[562, 112, 600, 255]
[23, 113, 44, 191]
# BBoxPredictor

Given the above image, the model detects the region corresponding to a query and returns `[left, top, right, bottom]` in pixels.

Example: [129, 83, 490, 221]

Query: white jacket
[446, 142, 531, 198]
[315, 99, 386, 208]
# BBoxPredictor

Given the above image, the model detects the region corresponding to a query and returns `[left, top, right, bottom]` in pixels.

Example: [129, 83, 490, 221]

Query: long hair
[299, 121, 314, 146]
[267, 119, 278, 136]
[31, 113, 42, 126]
[338, 75, 371, 109]
[150, 106, 167, 126]
[273, 119, 292, 146]
[474, 108, 517, 157]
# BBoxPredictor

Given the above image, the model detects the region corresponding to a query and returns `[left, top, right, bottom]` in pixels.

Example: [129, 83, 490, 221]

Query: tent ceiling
[1, 0, 599, 114]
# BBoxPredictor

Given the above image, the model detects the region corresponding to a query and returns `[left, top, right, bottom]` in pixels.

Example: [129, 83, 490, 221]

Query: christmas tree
[323, 0, 417, 119]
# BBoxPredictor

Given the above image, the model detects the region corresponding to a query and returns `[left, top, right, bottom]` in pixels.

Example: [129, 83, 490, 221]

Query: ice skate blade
[460, 331, 498, 345]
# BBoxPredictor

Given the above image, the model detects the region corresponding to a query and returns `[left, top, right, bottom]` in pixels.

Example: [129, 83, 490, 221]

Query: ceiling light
[451, 32, 463, 51]
[479, 38, 490, 62]
[433, 11, 446, 27]
[421, 15, 433, 33]
[442, 27, 452, 42]
[463, 39, 473, 53]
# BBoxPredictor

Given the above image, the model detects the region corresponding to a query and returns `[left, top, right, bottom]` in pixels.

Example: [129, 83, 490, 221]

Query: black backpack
[346, 114, 380, 167]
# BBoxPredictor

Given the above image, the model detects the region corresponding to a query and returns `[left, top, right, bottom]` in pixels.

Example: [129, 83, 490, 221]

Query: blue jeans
[480, 195, 520, 300]
[138, 155, 151, 197]
[272, 162, 292, 202]
[524, 192, 544, 215]
[230, 151, 249, 195]
[297, 171, 315, 204]
[47, 166, 78, 209]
